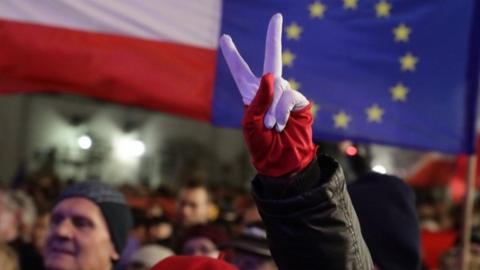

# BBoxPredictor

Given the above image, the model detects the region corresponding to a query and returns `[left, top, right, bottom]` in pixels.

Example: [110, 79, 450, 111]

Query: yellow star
[366, 104, 384, 123]
[375, 0, 391, 18]
[282, 50, 296, 67]
[393, 24, 411, 42]
[285, 22, 303, 40]
[309, 1, 327, 18]
[288, 78, 301, 91]
[311, 103, 320, 117]
[400, 52, 418, 71]
[343, 0, 358, 9]
[390, 83, 409, 102]
[333, 111, 351, 129]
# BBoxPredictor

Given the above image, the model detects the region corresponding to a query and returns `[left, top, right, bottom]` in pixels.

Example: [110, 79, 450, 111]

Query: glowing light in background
[372, 164, 387, 174]
[78, 135, 92, 150]
[116, 138, 145, 159]
[345, 145, 358, 156]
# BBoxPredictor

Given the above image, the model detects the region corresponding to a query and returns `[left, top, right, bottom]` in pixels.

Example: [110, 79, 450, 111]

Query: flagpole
[461, 154, 478, 270]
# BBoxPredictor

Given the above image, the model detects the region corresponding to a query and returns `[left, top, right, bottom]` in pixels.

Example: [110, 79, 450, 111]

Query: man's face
[44, 198, 118, 270]
[176, 187, 210, 227]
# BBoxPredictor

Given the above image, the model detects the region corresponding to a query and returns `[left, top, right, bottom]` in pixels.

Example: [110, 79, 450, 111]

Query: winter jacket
[252, 155, 373, 270]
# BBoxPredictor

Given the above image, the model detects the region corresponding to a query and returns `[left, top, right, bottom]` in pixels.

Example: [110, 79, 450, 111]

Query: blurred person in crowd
[118, 208, 149, 270]
[415, 187, 446, 232]
[348, 172, 421, 270]
[0, 188, 19, 243]
[242, 203, 261, 226]
[146, 216, 174, 248]
[126, 244, 173, 270]
[31, 210, 50, 255]
[439, 227, 480, 270]
[11, 190, 37, 243]
[1, 188, 43, 270]
[178, 224, 229, 258]
[227, 223, 277, 270]
[176, 180, 212, 228]
[0, 243, 19, 270]
[43, 181, 133, 270]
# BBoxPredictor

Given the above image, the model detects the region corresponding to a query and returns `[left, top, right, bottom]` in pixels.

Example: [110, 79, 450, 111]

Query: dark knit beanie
[56, 181, 133, 256]
[222, 222, 271, 258]
[348, 172, 421, 270]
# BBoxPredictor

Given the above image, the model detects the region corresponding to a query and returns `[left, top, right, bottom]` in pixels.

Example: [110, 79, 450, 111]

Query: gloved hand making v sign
[219, 13, 317, 177]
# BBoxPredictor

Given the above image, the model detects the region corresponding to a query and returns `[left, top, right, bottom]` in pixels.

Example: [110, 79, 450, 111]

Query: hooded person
[44, 181, 133, 270]
[348, 172, 421, 270]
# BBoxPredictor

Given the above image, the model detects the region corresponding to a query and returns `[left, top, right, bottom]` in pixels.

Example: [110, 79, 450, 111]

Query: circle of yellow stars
[282, 0, 420, 129]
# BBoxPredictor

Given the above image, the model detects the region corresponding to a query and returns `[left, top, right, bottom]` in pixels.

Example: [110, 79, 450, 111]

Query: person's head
[231, 251, 277, 270]
[147, 216, 173, 244]
[227, 223, 277, 270]
[179, 225, 229, 258]
[44, 181, 133, 270]
[32, 210, 50, 254]
[439, 226, 480, 270]
[348, 172, 420, 270]
[11, 190, 37, 242]
[0, 243, 19, 270]
[440, 246, 480, 270]
[176, 181, 212, 228]
[0, 189, 19, 243]
[126, 244, 173, 270]
[130, 207, 148, 244]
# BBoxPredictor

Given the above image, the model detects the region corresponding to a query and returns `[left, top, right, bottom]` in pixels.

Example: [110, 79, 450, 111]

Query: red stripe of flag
[0, 19, 217, 121]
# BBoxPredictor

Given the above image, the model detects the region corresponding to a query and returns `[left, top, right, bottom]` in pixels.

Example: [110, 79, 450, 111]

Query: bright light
[345, 146, 358, 156]
[372, 165, 387, 174]
[116, 139, 145, 159]
[78, 135, 92, 150]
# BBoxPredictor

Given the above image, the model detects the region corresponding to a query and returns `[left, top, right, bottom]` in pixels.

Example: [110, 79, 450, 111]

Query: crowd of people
[0, 174, 280, 270]
[0, 153, 479, 270]
[1, 13, 478, 270]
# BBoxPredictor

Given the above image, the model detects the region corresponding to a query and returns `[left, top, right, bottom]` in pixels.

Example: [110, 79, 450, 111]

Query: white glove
[219, 13, 309, 132]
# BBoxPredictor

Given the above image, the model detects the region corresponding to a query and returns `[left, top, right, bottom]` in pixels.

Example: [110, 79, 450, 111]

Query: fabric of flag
[213, 0, 480, 154]
[0, 1, 479, 154]
[0, 0, 222, 121]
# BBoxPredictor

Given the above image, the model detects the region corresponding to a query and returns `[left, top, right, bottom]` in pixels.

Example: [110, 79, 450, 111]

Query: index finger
[219, 34, 255, 82]
[263, 13, 283, 77]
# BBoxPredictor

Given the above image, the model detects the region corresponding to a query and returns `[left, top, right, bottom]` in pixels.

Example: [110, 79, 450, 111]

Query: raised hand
[219, 13, 309, 132]
[220, 13, 316, 177]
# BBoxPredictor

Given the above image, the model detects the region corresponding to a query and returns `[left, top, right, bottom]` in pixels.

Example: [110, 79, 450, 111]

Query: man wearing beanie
[44, 181, 133, 270]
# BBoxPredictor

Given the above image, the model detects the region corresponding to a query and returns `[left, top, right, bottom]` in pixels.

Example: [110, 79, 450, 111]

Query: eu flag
[213, 0, 480, 154]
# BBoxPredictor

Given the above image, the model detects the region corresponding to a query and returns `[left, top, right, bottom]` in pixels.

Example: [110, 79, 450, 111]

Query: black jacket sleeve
[251, 155, 373, 270]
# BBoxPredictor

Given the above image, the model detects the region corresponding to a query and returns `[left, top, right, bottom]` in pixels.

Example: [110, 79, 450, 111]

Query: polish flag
[0, 0, 222, 121]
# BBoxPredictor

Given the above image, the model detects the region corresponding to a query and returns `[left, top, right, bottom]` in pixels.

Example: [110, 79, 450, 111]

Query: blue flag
[213, 0, 480, 154]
